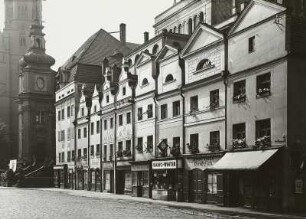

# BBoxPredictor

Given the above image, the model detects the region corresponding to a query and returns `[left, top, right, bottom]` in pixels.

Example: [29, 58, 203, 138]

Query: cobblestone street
[0, 187, 257, 219]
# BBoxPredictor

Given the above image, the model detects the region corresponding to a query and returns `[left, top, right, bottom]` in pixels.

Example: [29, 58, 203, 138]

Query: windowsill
[193, 65, 215, 75]
[256, 91, 271, 99]
[163, 79, 176, 86]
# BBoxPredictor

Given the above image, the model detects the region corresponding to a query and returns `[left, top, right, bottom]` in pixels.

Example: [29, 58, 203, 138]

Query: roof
[62, 28, 138, 69]
[208, 149, 279, 171]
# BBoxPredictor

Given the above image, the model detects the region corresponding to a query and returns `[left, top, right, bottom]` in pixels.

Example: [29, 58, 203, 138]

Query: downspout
[179, 56, 186, 155]
[86, 96, 92, 191]
[73, 82, 79, 190]
[113, 95, 117, 194]
[98, 92, 103, 192]
[223, 33, 229, 151]
[131, 88, 136, 162]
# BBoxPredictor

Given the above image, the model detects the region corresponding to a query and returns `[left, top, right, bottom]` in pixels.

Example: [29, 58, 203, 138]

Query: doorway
[190, 169, 205, 203]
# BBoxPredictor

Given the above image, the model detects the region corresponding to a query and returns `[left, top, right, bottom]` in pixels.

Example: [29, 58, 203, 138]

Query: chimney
[144, 32, 149, 43]
[120, 23, 126, 44]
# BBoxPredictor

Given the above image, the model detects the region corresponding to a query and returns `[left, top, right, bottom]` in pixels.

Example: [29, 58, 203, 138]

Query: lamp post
[85, 95, 92, 191]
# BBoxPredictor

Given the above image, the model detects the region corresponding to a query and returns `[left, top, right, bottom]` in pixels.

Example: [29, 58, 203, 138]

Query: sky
[0, 0, 173, 70]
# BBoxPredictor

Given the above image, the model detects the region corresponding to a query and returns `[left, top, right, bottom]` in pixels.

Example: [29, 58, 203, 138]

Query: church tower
[0, 0, 43, 162]
[17, 3, 55, 163]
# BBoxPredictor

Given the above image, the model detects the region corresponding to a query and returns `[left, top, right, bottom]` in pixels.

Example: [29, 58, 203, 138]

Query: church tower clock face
[35, 76, 46, 91]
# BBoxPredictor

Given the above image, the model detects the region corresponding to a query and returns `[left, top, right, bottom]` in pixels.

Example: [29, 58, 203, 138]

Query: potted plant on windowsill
[256, 88, 270, 98]
[207, 144, 220, 152]
[117, 150, 123, 158]
[210, 101, 219, 111]
[233, 93, 246, 103]
[170, 145, 180, 157]
[232, 138, 247, 149]
[255, 136, 271, 149]
[136, 144, 143, 153]
[122, 150, 131, 157]
[187, 143, 199, 154]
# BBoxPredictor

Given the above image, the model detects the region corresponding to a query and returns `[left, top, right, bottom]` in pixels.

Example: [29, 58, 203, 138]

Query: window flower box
[117, 150, 123, 158]
[256, 88, 271, 98]
[208, 144, 220, 152]
[210, 101, 219, 111]
[187, 143, 199, 154]
[233, 93, 246, 103]
[136, 144, 143, 153]
[232, 138, 247, 149]
[122, 150, 131, 157]
[170, 146, 180, 157]
[255, 136, 271, 148]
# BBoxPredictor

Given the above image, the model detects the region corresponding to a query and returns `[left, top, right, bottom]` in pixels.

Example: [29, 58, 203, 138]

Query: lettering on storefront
[103, 162, 113, 170]
[152, 160, 176, 170]
[185, 157, 220, 171]
[131, 165, 149, 172]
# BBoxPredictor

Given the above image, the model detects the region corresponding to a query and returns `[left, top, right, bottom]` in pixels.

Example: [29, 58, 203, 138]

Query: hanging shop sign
[152, 160, 180, 170]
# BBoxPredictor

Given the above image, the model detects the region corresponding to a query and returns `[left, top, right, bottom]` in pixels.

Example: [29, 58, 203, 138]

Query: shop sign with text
[152, 160, 176, 170]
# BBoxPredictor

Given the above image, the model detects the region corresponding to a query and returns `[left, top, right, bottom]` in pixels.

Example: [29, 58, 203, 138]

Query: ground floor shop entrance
[131, 161, 150, 198]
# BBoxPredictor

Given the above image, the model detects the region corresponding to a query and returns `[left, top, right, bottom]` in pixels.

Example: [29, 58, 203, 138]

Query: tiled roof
[62, 28, 137, 69]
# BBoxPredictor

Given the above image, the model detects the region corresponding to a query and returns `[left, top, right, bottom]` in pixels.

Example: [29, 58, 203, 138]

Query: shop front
[183, 153, 224, 204]
[116, 162, 132, 195]
[151, 158, 183, 201]
[103, 161, 114, 193]
[130, 161, 151, 198]
[53, 164, 68, 188]
[208, 148, 282, 211]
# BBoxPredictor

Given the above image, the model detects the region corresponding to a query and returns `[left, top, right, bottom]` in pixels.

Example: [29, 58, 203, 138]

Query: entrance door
[116, 170, 125, 194]
[191, 169, 205, 203]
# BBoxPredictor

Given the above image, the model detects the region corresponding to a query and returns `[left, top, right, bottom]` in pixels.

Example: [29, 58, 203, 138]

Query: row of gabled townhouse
[54, 0, 306, 213]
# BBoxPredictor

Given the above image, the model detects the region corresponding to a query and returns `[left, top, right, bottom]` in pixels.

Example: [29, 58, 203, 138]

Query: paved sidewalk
[36, 188, 306, 219]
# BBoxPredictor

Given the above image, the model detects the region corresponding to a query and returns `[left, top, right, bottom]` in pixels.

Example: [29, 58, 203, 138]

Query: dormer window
[122, 87, 126, 96]
[142, 78, 149, 86]
[196, 59, 213, 71]
[165, 74, 174, 83]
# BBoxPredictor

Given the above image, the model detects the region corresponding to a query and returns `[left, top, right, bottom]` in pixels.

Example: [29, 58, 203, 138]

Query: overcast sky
[0, 0, 173, 69]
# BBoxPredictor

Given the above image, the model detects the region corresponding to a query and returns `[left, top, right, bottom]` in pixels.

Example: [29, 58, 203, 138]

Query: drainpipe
[86, 96, 92, 190]
[98, 92, 103, 192]
[113, 97, 117, 194]
[222, 33, 229, 151]
[131, 88, 136, 162]
[73, 82, 79, 190]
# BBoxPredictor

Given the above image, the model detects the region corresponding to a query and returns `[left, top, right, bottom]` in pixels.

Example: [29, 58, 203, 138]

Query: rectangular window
[67, 151, 71, 162]
[71, 105, 74, 116]
[147, 135, 153, 151]
[67, 128, 71, 141]
[256, 73, 271, 97]
[61, 109, 65, 120]
[62, 152, 65, 163]
[161, 104, 168, 120]
[78, 129, 81, 139]
[126, 112, 131, 124]
[81, 108, 84, 117]
[137, 137, 143, 152]
[58, 153, 61, 163]
[210, 89, 219, 110]
[138, 107, 143, 120]
[83, 148, 87, 158]
[77, 149, 81, 159]
[126, 140, 131, 152]
[118, 142, 123, 151]
[58, 111, 61, 121]
[94, 105, 97, 113]
[207, 174, 218, 194]
[96, 120, 100, 133]
[90, 145, 94, 156]
[233, 80, 246, 103]
[256, 119, 271, 139]
[122, 87, 126, 96]
[58, 131, 61, 142]
[233, 123, 246, 140]
[147, 104, 153, 118]
[83, 127, 87, 138]
[210, 131, 220, 146]
[72, 150, 75, 161]
[91, 122, 94, 135]
[190, 134, 199, 148]
[110, 144, 114, 160]
[190, 96, 198, 112]
[61, 130, 65, 141]
[67, 106, 71, 118]
[96, 144, 100, 156]
[106, 95, 109, 103]
[104, 145, 107, 160]
[119, 114, 123, 126]
[104, 120, 107, 130]
[110, 118, 114, 129]
[173, 137, 180, 148]
[172, 101, 180, 117]
[249, 36, 255, 53]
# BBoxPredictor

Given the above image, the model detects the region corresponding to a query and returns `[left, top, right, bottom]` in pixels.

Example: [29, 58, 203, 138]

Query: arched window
[127, 59, 132, 67]
[196, 59, 213, 71]
[152, 44, 159, 55]
[142, 78, 149, 86]
[36, 38, 41, 48]
[169, 29, 173, 33]
[188, 18, 193, 35]
[134, 54, 140, 63]
[199, 12, 204, 23]
[173, 26, 177, 33]
[178, 24, 182, 34]
[165, 74, 174, 83]
[194, 15, 198, 29]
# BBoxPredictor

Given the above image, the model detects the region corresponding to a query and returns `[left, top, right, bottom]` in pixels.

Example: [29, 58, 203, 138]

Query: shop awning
[208, 149, 279, 171]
